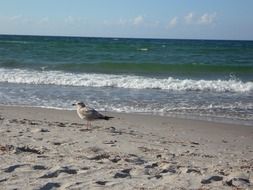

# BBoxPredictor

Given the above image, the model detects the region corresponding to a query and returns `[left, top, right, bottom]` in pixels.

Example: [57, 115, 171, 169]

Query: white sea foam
[138, 48, 149, 51]
[0, 68, 252, 92]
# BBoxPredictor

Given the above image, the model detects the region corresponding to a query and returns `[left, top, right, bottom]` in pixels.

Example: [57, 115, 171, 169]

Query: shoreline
[0, 105, 252, 189]
[1, 105, 252, 140]
[1, 104, 252, 127]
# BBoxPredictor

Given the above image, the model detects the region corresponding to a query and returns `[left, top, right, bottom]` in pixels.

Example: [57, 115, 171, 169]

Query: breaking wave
[0, 68, 252, 92]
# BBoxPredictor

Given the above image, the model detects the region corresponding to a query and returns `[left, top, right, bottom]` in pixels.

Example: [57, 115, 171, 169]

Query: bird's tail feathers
[103, 116, 114, 120]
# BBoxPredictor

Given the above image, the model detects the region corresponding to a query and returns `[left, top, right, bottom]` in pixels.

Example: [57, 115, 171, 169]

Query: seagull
[72, 102, 114, 129]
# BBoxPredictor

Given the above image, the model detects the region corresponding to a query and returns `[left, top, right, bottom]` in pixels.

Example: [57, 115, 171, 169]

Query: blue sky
[0, 0, 253, 40]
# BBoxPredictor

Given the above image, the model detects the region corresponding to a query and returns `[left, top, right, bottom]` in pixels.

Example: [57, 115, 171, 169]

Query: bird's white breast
[77, 107, 86, 119]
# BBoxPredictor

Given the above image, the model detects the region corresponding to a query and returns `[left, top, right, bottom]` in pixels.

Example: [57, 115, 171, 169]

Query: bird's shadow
[79, 125, 103, 132]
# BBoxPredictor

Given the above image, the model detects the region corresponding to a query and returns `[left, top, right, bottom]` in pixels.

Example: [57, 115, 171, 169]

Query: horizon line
[0, 33, 252, 42]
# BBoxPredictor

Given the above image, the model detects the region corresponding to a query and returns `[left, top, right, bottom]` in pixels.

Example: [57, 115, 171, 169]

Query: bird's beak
[72, 103, 76, 106]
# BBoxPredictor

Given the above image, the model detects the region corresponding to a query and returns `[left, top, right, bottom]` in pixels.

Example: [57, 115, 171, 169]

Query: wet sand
[0, 105, 252, 189]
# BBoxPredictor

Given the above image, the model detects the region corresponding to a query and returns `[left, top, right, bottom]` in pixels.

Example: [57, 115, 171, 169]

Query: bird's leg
[86, 121, 89, 130]
[84, 121, 92, 130]
[89, 121, 92, 129]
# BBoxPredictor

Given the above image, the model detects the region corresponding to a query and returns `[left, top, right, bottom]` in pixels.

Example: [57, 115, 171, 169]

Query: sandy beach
[0, 105, 252, 189]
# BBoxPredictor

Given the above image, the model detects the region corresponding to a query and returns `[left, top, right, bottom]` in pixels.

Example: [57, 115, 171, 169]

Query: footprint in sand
[109, 155, 121, 163]
[185, 168, 202, 175]
[114, 168, 132, 178]
[56, 122, 67, 127]
[103, 140, 117, 147]
[32, 165, 47, 170]
[124, 154, 146, 165]
[84, 147, 110, 160]
[144, 162, 177, 179]
[106, 127, 122, 135]
[225, 172, 251, 188]
[4, 164, 47, 174]
[0, 178, 8, 183]
[15, 145, 46, 155]
[95, 180, 109, 185]
[201, 175, 223, 184]
[4, 164, 28, 173]
[79, 128, 90, 132]
[9, 119, 18, 123]
[39, 182, 61, 190]
[40, 128, 50, 132]
[40, 166, 78, 178]
[0, 144, 14, 154]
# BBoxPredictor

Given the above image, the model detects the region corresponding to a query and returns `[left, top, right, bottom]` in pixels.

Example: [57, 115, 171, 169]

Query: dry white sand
[0, 105, 252, 190]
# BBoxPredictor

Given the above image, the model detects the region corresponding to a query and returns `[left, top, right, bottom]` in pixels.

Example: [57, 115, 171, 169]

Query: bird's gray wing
[84, 107, 104, 120]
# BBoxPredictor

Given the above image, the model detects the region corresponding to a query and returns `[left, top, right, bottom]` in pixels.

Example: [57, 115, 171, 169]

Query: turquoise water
[1, 35, 253, 78]
[0, 35, 253, 125]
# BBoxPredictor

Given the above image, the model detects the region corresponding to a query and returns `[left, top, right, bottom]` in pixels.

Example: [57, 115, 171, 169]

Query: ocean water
[0, 35, 253, 125]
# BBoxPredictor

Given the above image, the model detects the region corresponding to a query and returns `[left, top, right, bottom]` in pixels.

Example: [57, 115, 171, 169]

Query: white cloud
[167, 17, 178, 29]
[38, 17, 49, 24]
[118, 18, 128, 26]
[9, 15, 23, 21]
[63, 16, 86, 26]
[184, 12, 194, 24]
[64, 16, 75, 24]
[183, 12, 217, 25]
[133, 15, 144, 25]
[0, 15, 33, 24]
[198, 13, 217, 25]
